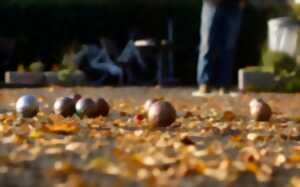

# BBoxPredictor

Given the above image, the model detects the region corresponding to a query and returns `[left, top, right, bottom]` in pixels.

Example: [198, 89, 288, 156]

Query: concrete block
[5, 72, 45, 85]
[44, 71, 86, 85]
[238, 68, 276, 91]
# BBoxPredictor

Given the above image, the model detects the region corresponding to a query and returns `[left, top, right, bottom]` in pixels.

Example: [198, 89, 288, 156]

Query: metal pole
[167, 18, 175, 79]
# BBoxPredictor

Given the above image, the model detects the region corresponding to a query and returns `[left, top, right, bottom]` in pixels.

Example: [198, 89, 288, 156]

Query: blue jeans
[197, 1, 242, 87]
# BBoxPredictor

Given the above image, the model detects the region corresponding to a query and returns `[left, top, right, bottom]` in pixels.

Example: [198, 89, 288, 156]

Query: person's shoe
[218, 87, 228, 95]
[218, 87, 239, 97]
[192, 84, 211, 97]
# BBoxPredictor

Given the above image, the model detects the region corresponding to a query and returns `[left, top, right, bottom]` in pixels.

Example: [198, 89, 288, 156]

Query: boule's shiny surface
[249, 98, 272, 122]
[16, 95, 39, 118]
[148, 101, 176, 127]
[70, 94, 82, 103]
[95, 98, 110, 117]
[144, 99, 159, 113]
[54, 97, 75, 117]
[75, 98, 97, 118]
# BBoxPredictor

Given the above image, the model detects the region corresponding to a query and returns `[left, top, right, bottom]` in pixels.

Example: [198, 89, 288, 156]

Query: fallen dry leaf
[44, 121, 79, 134]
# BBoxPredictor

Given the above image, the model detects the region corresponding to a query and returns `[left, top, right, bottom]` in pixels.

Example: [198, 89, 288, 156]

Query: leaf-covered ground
[0, 87, 299, 187]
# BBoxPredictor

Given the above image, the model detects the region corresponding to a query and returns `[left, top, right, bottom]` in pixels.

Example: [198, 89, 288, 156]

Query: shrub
[290, 3, 300, 19]
[57, 68, 74, 82]
[61, 52, 77, 71]
[29, 61, 45, 72]
[261, 50, 296, 76]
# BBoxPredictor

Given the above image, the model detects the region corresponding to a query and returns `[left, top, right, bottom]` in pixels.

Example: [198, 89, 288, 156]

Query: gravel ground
[0, 86, 299, 187]
[1, 86, 300, 116]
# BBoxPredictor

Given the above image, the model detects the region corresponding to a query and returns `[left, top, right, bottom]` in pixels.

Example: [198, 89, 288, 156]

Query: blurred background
[0, 0, 299, 87]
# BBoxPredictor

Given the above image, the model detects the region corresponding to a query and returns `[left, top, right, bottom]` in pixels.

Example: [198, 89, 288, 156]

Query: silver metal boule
[144, 99, 159, 113]
[75, 98, 97, 118]
[16, 95, 39, 118]
[54, 97, 75, 117]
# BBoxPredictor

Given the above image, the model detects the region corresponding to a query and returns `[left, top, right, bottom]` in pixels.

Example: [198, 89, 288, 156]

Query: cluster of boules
[16, 94, 110, 119]
[16, 94, 273, 124]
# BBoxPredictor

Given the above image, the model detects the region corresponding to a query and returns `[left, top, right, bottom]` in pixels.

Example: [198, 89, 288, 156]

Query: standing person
[193, 0, 245, 96]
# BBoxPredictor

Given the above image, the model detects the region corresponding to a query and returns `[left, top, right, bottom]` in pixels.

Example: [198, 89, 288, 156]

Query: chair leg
[126, 67, 134, 85]
[118, 71, 124, 86]
[157, 52, 164, 85]
[92, 73, 109, 85]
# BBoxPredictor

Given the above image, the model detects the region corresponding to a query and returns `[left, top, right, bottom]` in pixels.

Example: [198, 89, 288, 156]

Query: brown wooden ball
[148, 101, 176, 127]
[249, 98, 272, 122]
[53, 97, 75, 117]
[95, 98, 110, 117]
[75, 98, 97, 118]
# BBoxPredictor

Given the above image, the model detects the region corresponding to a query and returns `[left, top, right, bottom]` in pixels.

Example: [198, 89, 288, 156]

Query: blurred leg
[216, 5, 242, 88]
[90, 57, 124, 85]
[196, 1, 217, 86]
